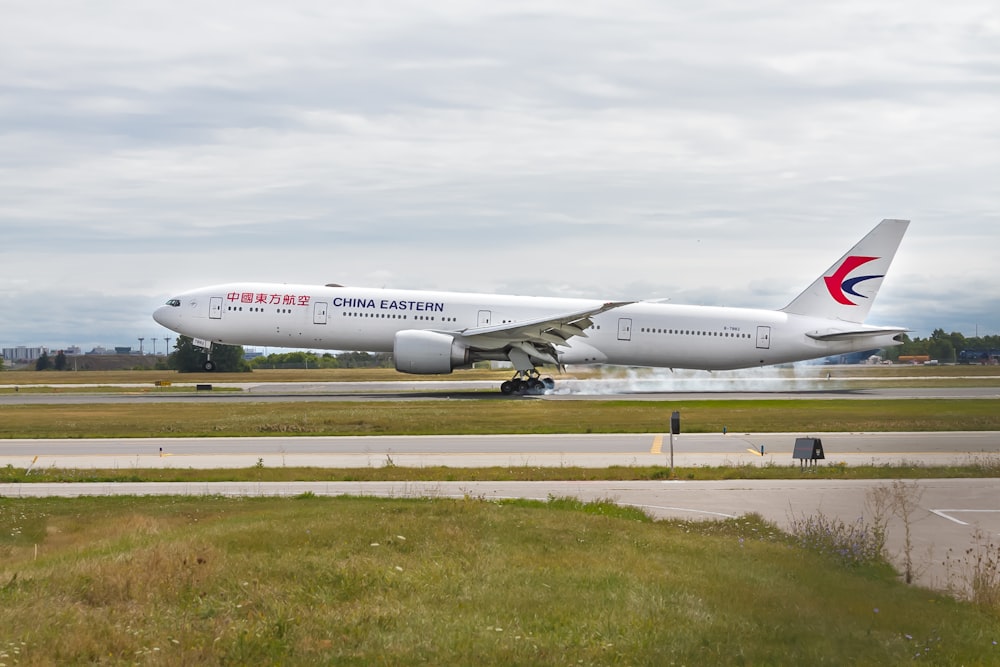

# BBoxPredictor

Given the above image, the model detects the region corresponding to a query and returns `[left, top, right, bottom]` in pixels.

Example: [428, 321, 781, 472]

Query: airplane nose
[153, 304, 176, 329]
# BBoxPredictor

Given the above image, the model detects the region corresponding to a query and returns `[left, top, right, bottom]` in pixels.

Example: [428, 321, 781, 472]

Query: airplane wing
[448, 301, 631, 366]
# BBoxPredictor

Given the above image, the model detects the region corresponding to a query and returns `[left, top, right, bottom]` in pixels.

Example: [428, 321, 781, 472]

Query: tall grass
[1, 496, 997, 665]
[944, 530, 1000, 612]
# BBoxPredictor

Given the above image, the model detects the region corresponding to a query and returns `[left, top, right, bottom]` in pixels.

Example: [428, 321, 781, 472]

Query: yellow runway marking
[746, 448, 763, 457]
[651, 434, 663, 455]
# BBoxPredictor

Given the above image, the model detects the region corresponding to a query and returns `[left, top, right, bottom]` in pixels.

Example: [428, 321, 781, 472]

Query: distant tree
[927, 329, 957, 363]
[335, 351, 393, 368]
[168, 335, 250, 372]
[35, 351, 51, 371]
[928, 338, 956, 363]
[211, 343, 251, 372]
[947, 331, 967, 354]
[249, 351, 342, 369]
[54, 350, 68, 371]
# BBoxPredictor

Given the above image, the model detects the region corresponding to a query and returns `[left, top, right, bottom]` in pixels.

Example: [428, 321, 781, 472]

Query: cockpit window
[166, 299, 181, 307]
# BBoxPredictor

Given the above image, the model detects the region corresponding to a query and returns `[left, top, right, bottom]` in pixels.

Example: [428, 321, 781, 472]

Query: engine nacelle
[393, 329, 471, 375]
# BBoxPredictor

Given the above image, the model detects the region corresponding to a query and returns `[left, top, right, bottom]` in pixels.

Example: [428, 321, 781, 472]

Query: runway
[2, 379, 999, 404]
[2, 431, 999, 469]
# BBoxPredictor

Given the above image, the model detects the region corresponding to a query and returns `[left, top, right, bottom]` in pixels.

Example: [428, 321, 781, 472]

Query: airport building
[2, 346, 47, 363]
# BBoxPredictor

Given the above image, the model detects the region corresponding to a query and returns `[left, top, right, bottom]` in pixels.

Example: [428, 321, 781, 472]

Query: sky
[2, 1, 998, 353]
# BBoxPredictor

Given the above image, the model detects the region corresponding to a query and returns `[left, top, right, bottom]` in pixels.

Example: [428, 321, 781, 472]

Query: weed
[868, 480, 925, 583]
[787, 512, 886, 567]
[944, 530, 1000, 611]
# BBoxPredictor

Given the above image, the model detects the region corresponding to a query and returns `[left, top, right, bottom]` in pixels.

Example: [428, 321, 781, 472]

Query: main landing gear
[499, 371, 556, 396]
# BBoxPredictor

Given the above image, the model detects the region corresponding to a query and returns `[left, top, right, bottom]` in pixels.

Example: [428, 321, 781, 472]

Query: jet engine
[393, 330, 471, 374]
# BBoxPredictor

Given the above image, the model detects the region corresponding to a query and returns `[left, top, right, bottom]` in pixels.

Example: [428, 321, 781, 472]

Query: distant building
[2, 346, 47, 362]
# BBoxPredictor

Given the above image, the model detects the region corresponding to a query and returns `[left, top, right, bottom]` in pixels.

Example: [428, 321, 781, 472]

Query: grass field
[1, 495, 998, 665]
[2, 398, 1000, 439]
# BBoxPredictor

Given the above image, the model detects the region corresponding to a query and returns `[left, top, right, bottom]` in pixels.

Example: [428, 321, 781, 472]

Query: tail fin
[781, 219, 909, 323]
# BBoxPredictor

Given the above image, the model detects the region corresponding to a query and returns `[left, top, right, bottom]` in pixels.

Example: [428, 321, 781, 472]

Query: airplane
[153, 219, 909, 394]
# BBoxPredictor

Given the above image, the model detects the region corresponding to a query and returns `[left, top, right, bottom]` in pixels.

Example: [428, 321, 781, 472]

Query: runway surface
[2, 431, 999, 469]
[2, 380, 999, 404]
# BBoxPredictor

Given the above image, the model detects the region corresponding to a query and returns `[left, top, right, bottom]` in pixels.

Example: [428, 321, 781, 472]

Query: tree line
[885, 330, 1000, 364]
[163, 336, 394, 372]
[19, 330, 1000, 372]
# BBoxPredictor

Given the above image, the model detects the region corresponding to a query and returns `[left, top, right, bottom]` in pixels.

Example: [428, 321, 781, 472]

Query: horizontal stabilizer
[806, 327, 908, 342]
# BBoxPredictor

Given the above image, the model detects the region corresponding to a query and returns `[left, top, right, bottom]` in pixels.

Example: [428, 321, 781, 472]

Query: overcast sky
[2, 1, 998, 353]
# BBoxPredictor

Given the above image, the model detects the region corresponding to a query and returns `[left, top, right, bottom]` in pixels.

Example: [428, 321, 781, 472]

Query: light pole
[164, 337, 171, 355]
[138, 337, 144, 355]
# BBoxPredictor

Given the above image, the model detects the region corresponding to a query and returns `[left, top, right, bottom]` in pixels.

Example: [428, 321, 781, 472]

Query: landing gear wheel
[499, 369, 557, 396]
[203, 360, 216, 372]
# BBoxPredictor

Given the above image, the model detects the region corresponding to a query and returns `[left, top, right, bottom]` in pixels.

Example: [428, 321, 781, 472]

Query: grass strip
[5, 460, 1000, 484]
[2, 398, 1000, 438]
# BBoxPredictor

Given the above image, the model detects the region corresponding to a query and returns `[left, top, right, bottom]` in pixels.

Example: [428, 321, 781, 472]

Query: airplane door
[209, 297, 223, 319]
[756, 325, 771, 349]
[478, 310, 491, 327]
[618, 318, 632, 341]
[313, 302, 328, 325]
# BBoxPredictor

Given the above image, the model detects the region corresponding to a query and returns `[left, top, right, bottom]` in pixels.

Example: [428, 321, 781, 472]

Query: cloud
[1, 0, 998, 349]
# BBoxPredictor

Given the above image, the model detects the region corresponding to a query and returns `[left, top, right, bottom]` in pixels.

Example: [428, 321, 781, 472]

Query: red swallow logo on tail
[824, 256, 883, 306]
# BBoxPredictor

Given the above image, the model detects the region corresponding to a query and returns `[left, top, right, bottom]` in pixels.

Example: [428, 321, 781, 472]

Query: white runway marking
[930, 509, 1000, 527]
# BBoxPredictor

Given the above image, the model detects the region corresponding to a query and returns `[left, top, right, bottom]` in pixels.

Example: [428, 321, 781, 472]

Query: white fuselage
[153, 282, 899, 371]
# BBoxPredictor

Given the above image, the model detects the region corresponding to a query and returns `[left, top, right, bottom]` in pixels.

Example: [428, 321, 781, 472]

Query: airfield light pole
[164, 337, 171, 355]
[138, 337, 144, 355]
[151, 338, 157, 356]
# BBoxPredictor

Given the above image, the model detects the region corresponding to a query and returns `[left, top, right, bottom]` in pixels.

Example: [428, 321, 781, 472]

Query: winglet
[781, 219, 909, 323]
